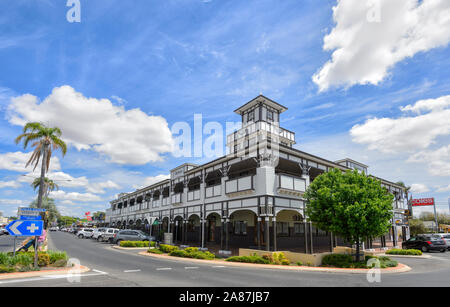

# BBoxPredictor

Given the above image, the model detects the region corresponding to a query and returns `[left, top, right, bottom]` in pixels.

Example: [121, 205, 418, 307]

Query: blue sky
[0, 0, 449, 218]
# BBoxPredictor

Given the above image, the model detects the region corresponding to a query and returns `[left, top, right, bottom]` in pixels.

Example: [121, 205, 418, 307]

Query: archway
[229, 209, 257, 249]
[186, 214, 201, 245]
[275, 209, 305, 252]
[206, 212, 222, 244]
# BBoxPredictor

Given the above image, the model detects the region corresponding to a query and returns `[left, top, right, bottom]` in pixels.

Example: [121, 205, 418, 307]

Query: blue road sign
[5, 220, 43, 237]
[20, 215, 42, 221]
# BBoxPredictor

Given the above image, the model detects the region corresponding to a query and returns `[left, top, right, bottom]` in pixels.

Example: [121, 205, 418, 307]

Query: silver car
[432, 234, 450, 250]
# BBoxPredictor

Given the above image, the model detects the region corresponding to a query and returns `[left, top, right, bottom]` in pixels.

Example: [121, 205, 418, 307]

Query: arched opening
[186, 214, 201, 245]
[275, 209, 306, 252]
[135, 219, 143, 232]
[229, 209, 257, 249]
[174, 216, 184, 243]
[206, 212, 222, 245]
[128, 220, 134, 229]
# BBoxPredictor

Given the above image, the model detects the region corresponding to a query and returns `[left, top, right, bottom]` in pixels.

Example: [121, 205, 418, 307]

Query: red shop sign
[411, 198, 435, 206]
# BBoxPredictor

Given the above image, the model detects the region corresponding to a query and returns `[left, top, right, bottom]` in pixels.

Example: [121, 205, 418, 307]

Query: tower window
[267, 110, 274, 122]
[247, 110, 254, 122]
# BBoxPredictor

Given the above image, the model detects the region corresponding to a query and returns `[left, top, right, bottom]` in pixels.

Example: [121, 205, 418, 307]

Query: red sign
[412, 198, 435, 206]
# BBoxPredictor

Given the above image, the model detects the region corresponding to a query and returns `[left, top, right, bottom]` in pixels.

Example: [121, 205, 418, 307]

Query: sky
[0, 0, 449, 218]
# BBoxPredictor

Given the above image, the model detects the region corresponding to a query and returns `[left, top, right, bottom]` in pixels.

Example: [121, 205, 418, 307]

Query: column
[220, 218, 224, 250]
[273, 217, 277, 252]
[265, 217, 270, 251]
[201, 218, 205, 249]
[309, 222, 314, 254]
[225, 218, 230, 251]
[257, 217, 261, 250]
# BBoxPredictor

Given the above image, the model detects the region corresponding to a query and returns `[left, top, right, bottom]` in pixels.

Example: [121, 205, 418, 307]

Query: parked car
[97, 228, 119, 243]
[77, 228, 94, 239]
[112, 229, 154, 245]
[403, 234, 447, 252]
[0, 228, 9, 235]
[91, 228, 106, 240]
[431, 233, 450, 250]
[49, 227, 59, 232]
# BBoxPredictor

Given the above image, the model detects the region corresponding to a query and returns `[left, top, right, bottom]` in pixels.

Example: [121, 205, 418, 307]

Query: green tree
[305, 169, 394, 262]
[15, 122, 67, 211]
[31, 177, 59, 198]
[30, 198, 61, 227]
[57, 216, 78, 227]
[409, 219, 426, 236]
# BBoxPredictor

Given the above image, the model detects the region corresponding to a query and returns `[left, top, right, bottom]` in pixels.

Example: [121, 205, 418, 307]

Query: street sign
[17, 207, 46, 216]
[20, 215, 42, 221]
[5, 220, 43, 236]
[411, 198, 435, 207]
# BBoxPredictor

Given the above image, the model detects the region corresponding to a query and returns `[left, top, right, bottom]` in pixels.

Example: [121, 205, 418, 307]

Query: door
[208, 219, 216, 242]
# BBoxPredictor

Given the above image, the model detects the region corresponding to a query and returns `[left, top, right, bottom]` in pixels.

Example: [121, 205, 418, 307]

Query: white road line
[184, 267, 199, 270]
[212, 265, 225, 268]
[0, 272, 108, 285]
[123, 269, 141, 273]
[156, 267, 172, 271]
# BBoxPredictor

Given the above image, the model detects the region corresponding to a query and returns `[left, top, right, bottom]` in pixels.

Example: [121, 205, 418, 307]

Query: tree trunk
[356, 238, 360, 262]
[37, 143, 48, 210]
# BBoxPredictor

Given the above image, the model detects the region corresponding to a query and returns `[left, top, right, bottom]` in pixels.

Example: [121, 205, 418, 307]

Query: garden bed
[0, 250, 68, 273]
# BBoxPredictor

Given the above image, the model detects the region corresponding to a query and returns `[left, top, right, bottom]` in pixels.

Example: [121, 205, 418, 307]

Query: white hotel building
[105, 95, 409, 254]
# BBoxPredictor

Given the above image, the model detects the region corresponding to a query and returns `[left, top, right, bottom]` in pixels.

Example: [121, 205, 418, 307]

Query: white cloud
[132, 174, 170, 190]
[0, 181, 21, 189]
[436, 184, 450, 193]
[49, 190, 103, 202]
[7, 86, 175, 165]
[313, 0, 450, 91]
[350, 95, 450, 154]
[410, 183, 430, 193]
[0, 151, 61, 173]
[86, 180, 121, 194]
[407, 145, 450, 177]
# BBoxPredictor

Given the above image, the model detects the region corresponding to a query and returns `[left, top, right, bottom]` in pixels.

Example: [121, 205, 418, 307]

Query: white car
[97, 228, 119, 242]
[77, 228, 94, 239]
[91, 228, 106, 240]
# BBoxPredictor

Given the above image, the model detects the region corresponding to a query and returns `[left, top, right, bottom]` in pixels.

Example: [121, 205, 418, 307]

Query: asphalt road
[1, 231, 450, 287]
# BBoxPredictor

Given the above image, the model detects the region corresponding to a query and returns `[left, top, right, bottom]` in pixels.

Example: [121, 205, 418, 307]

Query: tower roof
[234, 95, 288, 115]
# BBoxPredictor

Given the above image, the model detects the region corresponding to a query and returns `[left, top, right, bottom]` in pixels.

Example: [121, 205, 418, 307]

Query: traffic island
[138, 250, 411, 274]
[0, 264, 90, 280]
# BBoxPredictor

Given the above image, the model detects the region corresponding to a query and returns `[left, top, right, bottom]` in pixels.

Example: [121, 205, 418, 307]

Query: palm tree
[31, 177, 59, 198]
[15, 122, 67, 209]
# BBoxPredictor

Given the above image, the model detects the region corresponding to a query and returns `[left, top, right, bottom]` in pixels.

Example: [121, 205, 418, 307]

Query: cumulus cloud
[49, 190, 103, 202]
[0, 151, 61, 173]
[132, 174, 170, 190]
[350, 95, 450, 153]
[410, 183, 430, 193]
[7, 86, 175, 165]
[0, 181, 21, 189]
[350, 95, 450, 177]
[436, 184, 450, 193]
[313, 0, 450, 91]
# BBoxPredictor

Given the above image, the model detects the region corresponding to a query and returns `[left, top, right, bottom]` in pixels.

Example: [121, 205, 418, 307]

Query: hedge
[386, 249, 422, 256]
[169, 249, 216, 260]
[159, 244, 179, 253]
[322, 254, 398, 269]
[119, 241, 149, 248]
[226, 255, 271, 265]
[0, 250, 68, 273]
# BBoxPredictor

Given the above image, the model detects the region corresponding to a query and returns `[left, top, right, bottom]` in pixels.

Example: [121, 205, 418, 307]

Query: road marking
[92, 269, 108, 274]
[0, 272, 108, 285]
[184, 267, 199, 270]
[124, 269, 141, 273]
[212, 265, 225, 268]
[156, 267, 172, 271]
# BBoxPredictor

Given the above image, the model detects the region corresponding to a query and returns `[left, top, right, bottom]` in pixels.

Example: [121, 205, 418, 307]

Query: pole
[34, 236, 38, 268]
[433, 198, 438, 233]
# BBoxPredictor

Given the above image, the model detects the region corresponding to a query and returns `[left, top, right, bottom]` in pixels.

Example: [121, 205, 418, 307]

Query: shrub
[150, 241, 156, 247]
[386, 249, 422, 256]
[262, 254, 273, 263]
[272, 252, 290, 265]
[226, 255, 270, 264]
[147, 248, 164, 254]
[322, 254, 353, 268]
[120, 241, 149, 248]
[47, 251, 68, 264]
[0, 265, 15, 273]
[184, 247, 199, 253]
[169, 250, 188, 257]
[159, 244, 179, 253]
[190, 251, 215, 260]
[38, 252, 50, 267]
[296, 261, 303, 266]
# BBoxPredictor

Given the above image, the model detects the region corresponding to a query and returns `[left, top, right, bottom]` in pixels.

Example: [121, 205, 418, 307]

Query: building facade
[106, 95, 409, 254]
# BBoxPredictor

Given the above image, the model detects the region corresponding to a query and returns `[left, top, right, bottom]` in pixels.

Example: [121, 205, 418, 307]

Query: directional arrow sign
[5, 220, 43, 237]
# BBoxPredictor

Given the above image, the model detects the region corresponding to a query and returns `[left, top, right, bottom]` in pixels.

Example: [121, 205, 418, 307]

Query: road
[1, 231, 450, 287]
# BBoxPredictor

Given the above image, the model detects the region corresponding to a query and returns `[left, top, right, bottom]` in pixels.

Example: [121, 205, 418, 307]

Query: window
[276, 222, 289, 236]
[267, 110, 274, 122]
[233, 221, 247, 235]
[294, 223, 304, 234]
[247, 110, 254, 122]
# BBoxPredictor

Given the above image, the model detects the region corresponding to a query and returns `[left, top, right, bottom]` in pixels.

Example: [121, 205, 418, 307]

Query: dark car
[403, 235, 447, 252]
[112, 229, 155, 245]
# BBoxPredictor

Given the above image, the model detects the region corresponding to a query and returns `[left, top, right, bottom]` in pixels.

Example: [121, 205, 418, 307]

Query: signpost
[412, 198, 438, 233]
[6, 207, 46, 268]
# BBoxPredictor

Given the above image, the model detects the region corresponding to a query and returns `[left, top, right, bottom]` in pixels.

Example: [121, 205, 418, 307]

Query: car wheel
[421, 246, 428, 252]
[441, 249, 446, 253]
[97, 236, 102, 242]
[79, 234, 84, 239]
